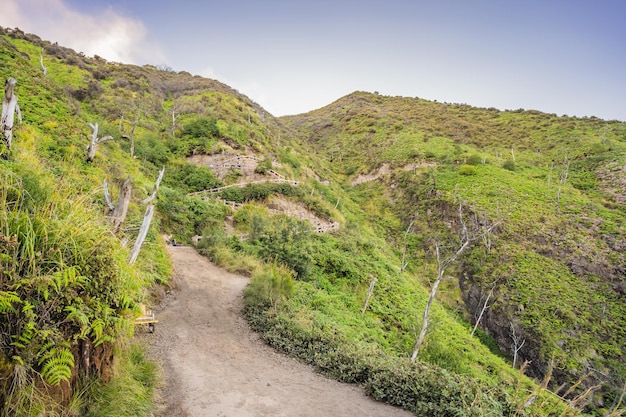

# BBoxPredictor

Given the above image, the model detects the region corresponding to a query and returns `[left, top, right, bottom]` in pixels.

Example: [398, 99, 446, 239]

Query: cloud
[0, 0, 165, 64]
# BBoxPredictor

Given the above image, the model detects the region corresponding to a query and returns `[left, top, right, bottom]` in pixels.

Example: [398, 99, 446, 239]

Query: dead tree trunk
[111, 177, 131, 233]
[361, 277, 377, 315]
[40, 48, 47, 76]
[1, 77, 22, 159]
[103, 179, 116, 213]
[410, 202, 501, 362]
[411, 239, 469, 362]
[141, 167, 165, 204]
[510, 321, 526, 368]
[471, 285, 495, 336]
[87, 122, 114, 162]
[129, 205, 154, 265]
[401, 219, 415, 273]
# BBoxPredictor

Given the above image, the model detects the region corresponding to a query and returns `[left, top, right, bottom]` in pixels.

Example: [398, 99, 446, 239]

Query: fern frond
[0, 290, 21, 313]
[39, 346, 74, 385]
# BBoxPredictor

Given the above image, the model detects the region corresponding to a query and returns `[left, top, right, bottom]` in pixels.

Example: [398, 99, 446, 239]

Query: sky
[1, 0, 625, 120]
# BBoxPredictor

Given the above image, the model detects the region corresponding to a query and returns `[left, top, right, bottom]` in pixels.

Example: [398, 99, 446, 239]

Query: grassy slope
[283, 91, 626, 411]
[0, 29, 172, 416]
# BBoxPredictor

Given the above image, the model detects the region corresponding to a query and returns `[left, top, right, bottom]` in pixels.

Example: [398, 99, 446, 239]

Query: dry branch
[111, 177, 132, 233]
[87, 122, 114, 162]
[1, 77, 22, 159]
[128, 205, 154, 265]
[141, 167, 165, 204]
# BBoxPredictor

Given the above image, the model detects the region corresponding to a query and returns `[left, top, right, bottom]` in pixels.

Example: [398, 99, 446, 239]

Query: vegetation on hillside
[1, 26, 625, 417]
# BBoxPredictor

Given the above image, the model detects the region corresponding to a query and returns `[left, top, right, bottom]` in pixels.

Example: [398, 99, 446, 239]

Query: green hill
[0, 27, 624, 416]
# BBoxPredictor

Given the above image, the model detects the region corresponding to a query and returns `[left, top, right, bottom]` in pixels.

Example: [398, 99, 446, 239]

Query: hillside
[283, 91, 626, 411]
[0, 26, 624, 416]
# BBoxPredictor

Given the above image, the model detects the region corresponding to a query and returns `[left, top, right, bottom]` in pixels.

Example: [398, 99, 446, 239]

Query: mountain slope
[283, 91, 626, 410]
[1, 26, 624, 416]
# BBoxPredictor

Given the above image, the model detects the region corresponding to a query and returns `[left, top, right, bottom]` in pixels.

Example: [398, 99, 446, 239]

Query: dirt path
[143, 245, 413, 417]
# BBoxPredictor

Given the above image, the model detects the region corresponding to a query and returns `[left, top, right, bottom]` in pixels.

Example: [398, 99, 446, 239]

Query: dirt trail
[144, 245, 412, 417]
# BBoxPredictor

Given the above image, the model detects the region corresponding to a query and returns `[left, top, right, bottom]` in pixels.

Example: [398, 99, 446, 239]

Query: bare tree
[1, 77, 22, 159]
[141, 167, 165, 204]
[87, 122, 114, 162]
[40, 48, 47, 76]
[410, 202, 501, 362]
[510, 321, 526, 368]
[556, 155, 570, 209]
[471, 284, 495, 336]
[361, 276, 377, 315]
[104, 177, 132, 233]
[401, 219, 416, 273]
[129, 205, 154, 265]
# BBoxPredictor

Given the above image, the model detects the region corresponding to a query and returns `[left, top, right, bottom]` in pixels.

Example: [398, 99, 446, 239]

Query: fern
[0, 290, 20, 313]
[64, 305, 90, 339]
[91, 318, 105, 346]
[38, 345, 74, 386]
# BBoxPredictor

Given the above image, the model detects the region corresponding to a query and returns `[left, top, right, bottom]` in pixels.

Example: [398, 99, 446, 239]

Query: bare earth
[143, 245, 413, 417]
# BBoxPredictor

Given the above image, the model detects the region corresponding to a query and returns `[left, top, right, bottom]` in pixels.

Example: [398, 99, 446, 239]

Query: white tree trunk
[112, 177, 132, 233]
[141, 167, 165, 204]
[410, 202, 500, 362]
[1, 77, 21, 158]
[129, 205, 154, 265]
[87, 122, 114, 162]
[411, 240, 468, 362]
[471, 285, 494, 336]
[103, 179, 116, 212]
[401, 219, 415, 273]
[40, 48, 47, 76]
[361, 277, 377, 315]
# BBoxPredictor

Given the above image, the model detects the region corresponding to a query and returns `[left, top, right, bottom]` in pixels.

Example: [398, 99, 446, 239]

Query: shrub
[254, 157, 273, 175]
[244, 263, 295, 309]
[466, 154, 482, 165]
[502, 159, 516, 171]
[249, 214, 313, 279]
[183, 117, 219, 139]
[458, 164, 477, 176]
[135, 132, 171, 167]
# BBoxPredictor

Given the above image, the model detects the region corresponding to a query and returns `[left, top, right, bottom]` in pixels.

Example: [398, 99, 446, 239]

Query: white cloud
[0, 0, 165, 64]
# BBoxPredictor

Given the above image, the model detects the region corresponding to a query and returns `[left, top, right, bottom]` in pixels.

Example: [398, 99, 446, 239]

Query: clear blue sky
[2, 0, 625, 120]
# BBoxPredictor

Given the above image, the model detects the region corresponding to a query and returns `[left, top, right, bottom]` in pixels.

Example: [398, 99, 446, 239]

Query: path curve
[144, 245, 413, 417]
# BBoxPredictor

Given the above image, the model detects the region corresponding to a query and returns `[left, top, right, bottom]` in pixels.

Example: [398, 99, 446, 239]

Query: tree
[410, 201, 500, 362]
[509, 321, 526, 368]
[1, 77, 22, 159]
[86, 122, 114, 162]
[104, 177, 132, 233]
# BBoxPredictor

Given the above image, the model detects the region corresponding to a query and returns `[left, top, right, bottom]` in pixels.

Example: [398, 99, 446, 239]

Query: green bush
[183, 117, 219, 139]
[254, 157, 273, 175]
[466, 154, 482, 165]
[244, 263, 295, 308]
[164, 162, 222, 193]
[243, 301, 507, 416]
[458, 164, 477, 176]
[249, 214, 313, 279]
[135, 132, 171, 167]
[502, 159, 516, 171]
[218, 183, 301, 203]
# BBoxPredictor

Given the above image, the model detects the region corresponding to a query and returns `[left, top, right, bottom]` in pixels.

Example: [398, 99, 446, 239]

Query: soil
[142, 245, 413, 417]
